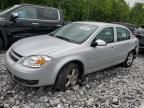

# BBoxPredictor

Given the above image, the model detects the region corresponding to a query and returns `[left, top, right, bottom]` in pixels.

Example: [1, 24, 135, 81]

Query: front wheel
[122, 51, 134, 67]
[55, 63, 80, 91]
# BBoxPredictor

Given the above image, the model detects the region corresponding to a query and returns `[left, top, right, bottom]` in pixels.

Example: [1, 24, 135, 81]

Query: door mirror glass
[11, 13, 19, 21]
[11, 13, 19, 19]
[91, 39, 107, 47]
[95, 39, 107, 46]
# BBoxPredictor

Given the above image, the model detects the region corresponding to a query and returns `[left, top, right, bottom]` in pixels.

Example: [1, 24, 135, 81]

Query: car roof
[17, 3, 58, 10]
[75, 21, 125, 28]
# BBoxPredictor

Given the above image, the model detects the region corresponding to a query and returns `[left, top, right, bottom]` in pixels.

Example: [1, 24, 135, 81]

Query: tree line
[0, 0, 144, 25]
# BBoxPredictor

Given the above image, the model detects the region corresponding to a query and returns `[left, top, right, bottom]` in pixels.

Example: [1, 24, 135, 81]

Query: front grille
[9, 49, 23, 62]
[14, 75, 38, 85]
[9, 52, 19, 62]
[11, 49, 23, 58]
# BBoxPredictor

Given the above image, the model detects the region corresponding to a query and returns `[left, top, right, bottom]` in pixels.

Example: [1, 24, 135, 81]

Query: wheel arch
[130, 46, 138, 59]
[54, 59, 85, 86]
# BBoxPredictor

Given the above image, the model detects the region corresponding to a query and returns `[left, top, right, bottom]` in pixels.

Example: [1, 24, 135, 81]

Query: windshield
[0, 5, 19, 15]
[50, 23, 98, 44]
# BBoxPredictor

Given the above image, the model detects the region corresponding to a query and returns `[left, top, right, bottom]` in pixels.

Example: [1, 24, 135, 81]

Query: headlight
[23, 56, 52, 68]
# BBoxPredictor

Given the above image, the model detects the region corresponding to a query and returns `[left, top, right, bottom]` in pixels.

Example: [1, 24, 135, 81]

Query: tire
[55, 63, 80, 91]
[0, 38, 3, 51]
[122, 51, 134, 67]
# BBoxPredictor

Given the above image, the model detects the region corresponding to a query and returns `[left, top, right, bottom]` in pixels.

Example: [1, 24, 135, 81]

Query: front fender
[50, 56, 85, 84]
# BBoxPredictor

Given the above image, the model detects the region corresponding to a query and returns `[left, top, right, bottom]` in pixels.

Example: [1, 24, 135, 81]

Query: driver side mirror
[10, 13, 19, 22]
[91, 39, 107, 47]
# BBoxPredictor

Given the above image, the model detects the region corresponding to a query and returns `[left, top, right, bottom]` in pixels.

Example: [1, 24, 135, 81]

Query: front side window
[96, 27, 114, 43]
[39, 8, 59, 20]
[13, 6, 37, 19]
[50, 23, 98, 43]
[116, 27, 130, 41]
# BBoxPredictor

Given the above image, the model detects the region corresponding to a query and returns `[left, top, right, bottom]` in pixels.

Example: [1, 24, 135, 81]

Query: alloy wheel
[65, 68, 79, 88]
[127, 53, 134, 66]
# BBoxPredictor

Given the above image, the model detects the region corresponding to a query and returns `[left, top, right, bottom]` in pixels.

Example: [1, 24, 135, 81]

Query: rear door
[36, 7, 63, 34]
[114, 27, 132, 61]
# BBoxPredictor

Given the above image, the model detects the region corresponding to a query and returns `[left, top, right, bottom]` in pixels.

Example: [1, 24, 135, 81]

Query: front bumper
[5, 50, 57, 87]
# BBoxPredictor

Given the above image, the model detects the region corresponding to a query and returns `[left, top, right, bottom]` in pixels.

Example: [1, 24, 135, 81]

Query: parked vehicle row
[5, 22, 139, 90]
[0, 4, 64, 50]
[0, 4, 143, 53]
[0, 4, 141, 90]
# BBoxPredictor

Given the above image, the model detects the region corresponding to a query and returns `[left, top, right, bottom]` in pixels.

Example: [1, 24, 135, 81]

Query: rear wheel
[0, 38, 3, 50]
[122, 51, 134, 67]
[55, 63, 80, 91]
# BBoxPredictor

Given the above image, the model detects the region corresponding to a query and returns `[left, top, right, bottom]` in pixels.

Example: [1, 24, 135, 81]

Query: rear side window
[13, 6, 37, 19]
[116, 27, 130, 41]
[96, 27, 114, 43]
[39, 8, 59, 20]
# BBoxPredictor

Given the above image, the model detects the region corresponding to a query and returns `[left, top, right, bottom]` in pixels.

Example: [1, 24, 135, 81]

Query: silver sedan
[5, 22, 139, 90]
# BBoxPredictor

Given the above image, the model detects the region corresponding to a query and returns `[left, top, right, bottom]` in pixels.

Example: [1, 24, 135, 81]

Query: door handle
[111, 46, 115, 48]
[32, 22, 39, 25]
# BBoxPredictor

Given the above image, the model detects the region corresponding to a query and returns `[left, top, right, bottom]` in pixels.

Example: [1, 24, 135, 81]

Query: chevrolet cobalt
[5, 22, 139, 90]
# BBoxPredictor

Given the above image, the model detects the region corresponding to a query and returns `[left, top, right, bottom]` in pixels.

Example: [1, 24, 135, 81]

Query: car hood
[12, 35, 78, 56]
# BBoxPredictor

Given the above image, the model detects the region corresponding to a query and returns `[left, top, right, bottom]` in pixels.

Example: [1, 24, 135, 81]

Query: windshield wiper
[49, 33, 54, 36]
[54, 35, 79, 44]
[55, 35, 71, 42]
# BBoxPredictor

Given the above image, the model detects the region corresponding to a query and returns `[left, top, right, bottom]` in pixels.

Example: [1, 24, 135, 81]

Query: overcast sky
[125, 0, 144, 7]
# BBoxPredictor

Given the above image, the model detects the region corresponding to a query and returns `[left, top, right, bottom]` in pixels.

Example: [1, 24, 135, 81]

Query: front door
[86, 27, 117, 73]
[6, 6, 39, 44]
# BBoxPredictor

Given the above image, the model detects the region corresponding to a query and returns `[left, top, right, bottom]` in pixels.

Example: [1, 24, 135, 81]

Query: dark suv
[0, 4, 64, 50]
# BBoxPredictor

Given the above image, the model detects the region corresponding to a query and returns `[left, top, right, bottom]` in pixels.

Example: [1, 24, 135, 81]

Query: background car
[112, 22, 138, 34]
[135, 27, 144, 51]
[5, 22, 139, 90]
[0, 4, 64, 50]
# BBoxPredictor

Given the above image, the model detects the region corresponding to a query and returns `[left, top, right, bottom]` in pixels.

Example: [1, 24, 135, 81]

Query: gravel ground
[0, 51, 144, 108]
